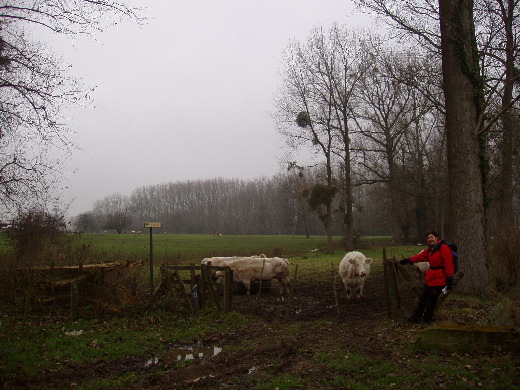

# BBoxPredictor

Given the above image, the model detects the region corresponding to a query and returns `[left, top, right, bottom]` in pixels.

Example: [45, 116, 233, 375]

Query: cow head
[349, 257, 372, 277]
[214, 270, 225, 284]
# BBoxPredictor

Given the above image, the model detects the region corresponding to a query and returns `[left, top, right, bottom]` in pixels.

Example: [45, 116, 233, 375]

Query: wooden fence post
[285, 263, 297, 317]
[200, 270, 207, 309]
[202, 264, 221, 312]
[383, 249, 401, 319]
[173, 270, 192, 310]
[388, 256, 401, 319]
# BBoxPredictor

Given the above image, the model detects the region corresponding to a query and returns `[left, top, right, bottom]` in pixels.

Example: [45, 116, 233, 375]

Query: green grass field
[1, 232, 416, 265]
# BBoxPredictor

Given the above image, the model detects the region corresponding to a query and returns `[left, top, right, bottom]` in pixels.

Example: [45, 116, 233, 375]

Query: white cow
[201, 254, 267, 267]
[339, 251, 372, 299]
[201, 256, 237, 267]
[215, 257, 291, 297]
[201, 255, 268, 278]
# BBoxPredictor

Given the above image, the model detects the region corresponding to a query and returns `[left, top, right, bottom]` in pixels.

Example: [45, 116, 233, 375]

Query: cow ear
[366, 258, 373, 264]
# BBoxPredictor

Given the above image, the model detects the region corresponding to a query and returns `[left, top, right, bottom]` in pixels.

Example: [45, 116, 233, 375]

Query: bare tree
[438, 0, 491, 295]
[476, 0, 520, 229]
[391, 51, 447, 240]
[0, 1, 143, 216]
[355, 0, 509, 296]
[354, 0, 442, 52]
[323, 27, 373, 251]
[275, 28, 344, 253]
[275, 26, 379, 252]
[352, 43, 435, 244]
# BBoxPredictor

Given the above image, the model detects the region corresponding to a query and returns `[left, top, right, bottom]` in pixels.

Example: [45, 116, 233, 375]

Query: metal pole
[149, 227, 154, 309]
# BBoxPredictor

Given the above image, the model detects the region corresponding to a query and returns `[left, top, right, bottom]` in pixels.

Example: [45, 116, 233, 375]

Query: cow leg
[343, 281, 352, 299]
[284, 280, 291, 296]
[280, 278, 289, 296]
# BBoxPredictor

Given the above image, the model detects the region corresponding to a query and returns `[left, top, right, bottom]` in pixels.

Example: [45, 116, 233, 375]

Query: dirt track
[4, 272, 512, 389]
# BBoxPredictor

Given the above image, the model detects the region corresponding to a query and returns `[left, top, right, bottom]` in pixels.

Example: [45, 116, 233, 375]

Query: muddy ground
[4, 272, 518, 389]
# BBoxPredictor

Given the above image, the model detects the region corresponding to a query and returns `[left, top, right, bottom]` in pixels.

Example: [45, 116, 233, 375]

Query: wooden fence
[157, 264, 233, 314]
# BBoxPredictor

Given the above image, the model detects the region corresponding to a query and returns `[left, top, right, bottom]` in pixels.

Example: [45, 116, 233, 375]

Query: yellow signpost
[144, 222, 161, 228]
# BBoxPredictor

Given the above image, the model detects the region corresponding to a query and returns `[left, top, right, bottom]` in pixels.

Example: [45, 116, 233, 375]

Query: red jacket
[410, 240, 455, 286]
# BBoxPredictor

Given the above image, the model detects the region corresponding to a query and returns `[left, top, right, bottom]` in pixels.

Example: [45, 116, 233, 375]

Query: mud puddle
[146, 345, 222, 367]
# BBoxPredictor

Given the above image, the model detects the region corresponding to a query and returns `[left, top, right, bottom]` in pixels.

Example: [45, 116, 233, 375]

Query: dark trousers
[412, 285, 443, 322]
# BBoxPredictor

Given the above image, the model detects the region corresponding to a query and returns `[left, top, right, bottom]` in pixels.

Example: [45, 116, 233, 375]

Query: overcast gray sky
[50, 1, 373, 217]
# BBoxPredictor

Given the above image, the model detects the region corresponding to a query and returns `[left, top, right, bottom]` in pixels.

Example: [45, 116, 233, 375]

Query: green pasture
[1, 232, 416, 265]
[85, 234, 421, 279]
[78, 233, 398, 263]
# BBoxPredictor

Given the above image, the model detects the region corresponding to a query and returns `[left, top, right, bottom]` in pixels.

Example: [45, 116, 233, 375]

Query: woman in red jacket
[400, 230, 455, 323]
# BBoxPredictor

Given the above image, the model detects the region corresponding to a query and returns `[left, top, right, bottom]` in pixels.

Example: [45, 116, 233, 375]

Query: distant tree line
[73, 172, 394, 237]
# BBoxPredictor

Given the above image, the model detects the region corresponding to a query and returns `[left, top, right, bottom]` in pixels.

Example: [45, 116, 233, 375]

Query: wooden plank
[199, 264, 207, 309]
[202, 263, 221, 312]
[50, 275, 89, 287]
[390, 256, 401, 311]
[395, 261, 423, 297]
[173, 270, 192, 309]
[190, 264, 196, 286]
[30, 261, 142, 271]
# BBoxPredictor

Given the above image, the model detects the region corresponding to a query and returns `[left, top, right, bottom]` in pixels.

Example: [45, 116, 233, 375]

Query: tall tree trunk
[325, 160, 335, 254]
[343, 121, 354, 251]
[499, 0, 515, 228]
[439, 0, 490, 296]
[415, 174, 427, 242]
[388, 153, 406, 244]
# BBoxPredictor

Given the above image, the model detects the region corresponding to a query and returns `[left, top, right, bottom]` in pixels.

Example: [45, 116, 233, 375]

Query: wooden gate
[383, 248, 464, 319]
[157, 264, 233, 314]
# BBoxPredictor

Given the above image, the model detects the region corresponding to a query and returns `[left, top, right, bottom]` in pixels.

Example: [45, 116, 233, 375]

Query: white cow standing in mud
[339, 251, 372, 300]
[215, 257, 291, 298]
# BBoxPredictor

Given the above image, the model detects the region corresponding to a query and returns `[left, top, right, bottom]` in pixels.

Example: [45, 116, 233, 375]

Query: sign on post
[144, 222, 161, 309]
[144, 222, 161, 228]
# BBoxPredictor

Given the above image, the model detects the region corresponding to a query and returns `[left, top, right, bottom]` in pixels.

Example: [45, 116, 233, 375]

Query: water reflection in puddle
[145, 345, 222, 367]
[163, 345, 222, 363]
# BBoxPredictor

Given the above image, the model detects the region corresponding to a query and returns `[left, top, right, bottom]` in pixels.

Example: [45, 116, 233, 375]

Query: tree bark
[438, 0, 490, 296]
[342, 122, 355, 251]
[498, 0, 515, 228]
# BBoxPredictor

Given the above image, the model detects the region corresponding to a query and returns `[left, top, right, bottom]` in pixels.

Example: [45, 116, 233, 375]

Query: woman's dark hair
[425, 230, 439, 238]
